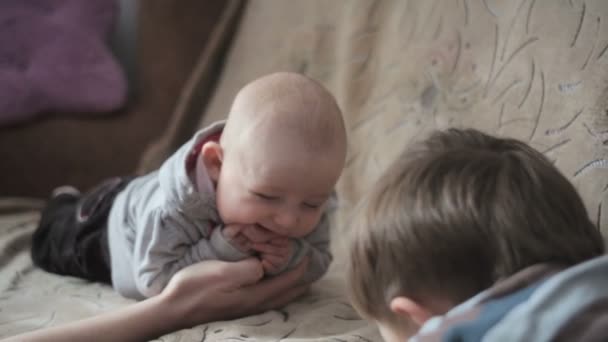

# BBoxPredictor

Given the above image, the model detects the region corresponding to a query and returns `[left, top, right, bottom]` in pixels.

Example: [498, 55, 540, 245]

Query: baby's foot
[51, 185, 80, 198]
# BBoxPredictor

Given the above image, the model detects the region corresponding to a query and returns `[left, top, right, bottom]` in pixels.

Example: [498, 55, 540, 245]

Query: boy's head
[202, 72, 346, 238]
[346, 128, 604, 341]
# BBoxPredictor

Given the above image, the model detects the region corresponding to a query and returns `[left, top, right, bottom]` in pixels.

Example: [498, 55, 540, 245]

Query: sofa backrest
[200, 0, 608, 245]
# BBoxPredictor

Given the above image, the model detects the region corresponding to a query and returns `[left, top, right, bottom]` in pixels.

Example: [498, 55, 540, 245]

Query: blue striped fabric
[410, 255, 608, 342]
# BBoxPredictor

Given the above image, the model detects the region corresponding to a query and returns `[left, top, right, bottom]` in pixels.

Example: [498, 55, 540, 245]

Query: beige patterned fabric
[203, 0, 608, 238]
[2, 1, 608, 341]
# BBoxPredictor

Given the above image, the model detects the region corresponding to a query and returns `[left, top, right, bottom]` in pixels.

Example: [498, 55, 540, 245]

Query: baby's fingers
[252, 243, 289, 256]
[242, 225, 278, 242]
[261, 258, 282, 274]
[261, 253, 286, 267]
[234, 235, 251, 250]
[268, 237, 290, 246]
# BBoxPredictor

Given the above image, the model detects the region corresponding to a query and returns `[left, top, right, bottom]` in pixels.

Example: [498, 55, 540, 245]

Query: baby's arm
[252, 236, 296, 275]
[222, 224, 263, 253]
[237, 225, 294, 274]
[131, 210, 251, 298]
[293, 213, 332, 284]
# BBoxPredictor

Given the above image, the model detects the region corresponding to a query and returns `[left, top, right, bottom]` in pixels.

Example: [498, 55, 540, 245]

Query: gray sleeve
[208, 225, 253, 261]
[280, 211, 333, 284]
[132, 210, 250, 298]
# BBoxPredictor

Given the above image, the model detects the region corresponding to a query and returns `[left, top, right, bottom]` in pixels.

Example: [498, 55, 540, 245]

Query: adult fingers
[219, 258, 264, 289]
[261, 253, 284, 268]
[245, 257, 309, 299]
[261, 259, 279, 274]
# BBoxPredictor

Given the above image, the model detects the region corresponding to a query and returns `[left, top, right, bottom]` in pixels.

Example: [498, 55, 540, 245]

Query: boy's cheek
[376, 321, 418, 342]
[376, 323, 399, 342]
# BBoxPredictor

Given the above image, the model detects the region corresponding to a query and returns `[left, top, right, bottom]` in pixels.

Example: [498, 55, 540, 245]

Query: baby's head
[346, 128, 604, 341]
[201, 72, 346, 237]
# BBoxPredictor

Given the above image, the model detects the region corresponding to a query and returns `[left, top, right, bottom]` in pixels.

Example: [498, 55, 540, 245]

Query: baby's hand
[222, 224, 253, 253]
[251, 237, 295, 275]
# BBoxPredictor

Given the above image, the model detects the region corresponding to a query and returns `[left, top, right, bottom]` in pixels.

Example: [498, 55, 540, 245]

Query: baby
[346, 128, 604, 341]
[31, 72, 347, 299]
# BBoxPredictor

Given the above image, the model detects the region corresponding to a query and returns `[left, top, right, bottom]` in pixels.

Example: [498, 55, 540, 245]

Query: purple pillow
[0, 0, 127, 126]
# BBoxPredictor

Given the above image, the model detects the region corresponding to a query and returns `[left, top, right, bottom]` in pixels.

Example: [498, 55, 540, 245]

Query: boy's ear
[201, 141, 223, 182]
[389, 296, 434, 327]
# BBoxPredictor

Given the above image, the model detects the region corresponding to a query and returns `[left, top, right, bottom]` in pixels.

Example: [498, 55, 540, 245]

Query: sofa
[1, 1, 607, 341]
[0, 0, 240, 198]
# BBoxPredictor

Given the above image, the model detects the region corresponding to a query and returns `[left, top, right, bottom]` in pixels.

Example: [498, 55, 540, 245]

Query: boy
[346, 128, 605, 341]
[31, 72, 347, 299]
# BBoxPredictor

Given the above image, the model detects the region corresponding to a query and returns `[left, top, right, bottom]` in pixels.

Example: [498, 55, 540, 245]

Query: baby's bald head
[201, 73, 346, 238]
[221, 72, 346, 160]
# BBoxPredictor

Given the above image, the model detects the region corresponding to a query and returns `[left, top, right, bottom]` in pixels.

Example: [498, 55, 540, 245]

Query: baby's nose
[274, 209, 299, 230]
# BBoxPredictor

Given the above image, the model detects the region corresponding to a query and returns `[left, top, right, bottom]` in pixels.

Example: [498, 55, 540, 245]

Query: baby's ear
[389, 296, 433, 327]
[201, 141, 223, 182]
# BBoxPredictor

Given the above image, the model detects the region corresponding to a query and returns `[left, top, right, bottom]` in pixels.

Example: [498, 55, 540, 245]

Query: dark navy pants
[31, 177, 133, 284]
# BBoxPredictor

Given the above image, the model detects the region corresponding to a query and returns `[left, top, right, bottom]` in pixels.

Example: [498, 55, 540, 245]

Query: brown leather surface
[0, 0, 229, 197]
[136, 0, 245, 174]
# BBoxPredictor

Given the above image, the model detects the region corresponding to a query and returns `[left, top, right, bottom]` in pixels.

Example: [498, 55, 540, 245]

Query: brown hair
[347, 128, 604, 326]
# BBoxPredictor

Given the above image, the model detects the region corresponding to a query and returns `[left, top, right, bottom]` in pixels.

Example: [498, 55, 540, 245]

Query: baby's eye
[253, 192, 278, 201]
[303, 202, 322, 209]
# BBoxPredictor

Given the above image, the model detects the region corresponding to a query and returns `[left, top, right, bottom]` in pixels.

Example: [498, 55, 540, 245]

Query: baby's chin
[222, 220, 318, 238]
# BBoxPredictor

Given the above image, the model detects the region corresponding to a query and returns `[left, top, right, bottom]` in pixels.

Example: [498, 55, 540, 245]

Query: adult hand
[162, 256, 310, 330]
[3, 257, 310, 342]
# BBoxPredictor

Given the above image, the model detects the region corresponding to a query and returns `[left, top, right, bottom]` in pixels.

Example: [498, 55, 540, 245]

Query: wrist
[159, 285, 212, 330]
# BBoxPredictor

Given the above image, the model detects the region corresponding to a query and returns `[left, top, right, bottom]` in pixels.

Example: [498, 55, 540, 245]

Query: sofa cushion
[0, 0, 127, 126]
[0, 0, 236, 197]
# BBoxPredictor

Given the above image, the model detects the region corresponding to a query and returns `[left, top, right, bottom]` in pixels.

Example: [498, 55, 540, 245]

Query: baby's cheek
[297, 214, 322, 237]
[218, 197, 257, 224]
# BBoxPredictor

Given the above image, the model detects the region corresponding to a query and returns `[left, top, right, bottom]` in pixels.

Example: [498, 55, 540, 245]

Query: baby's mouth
[255, 223, 269, 231]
